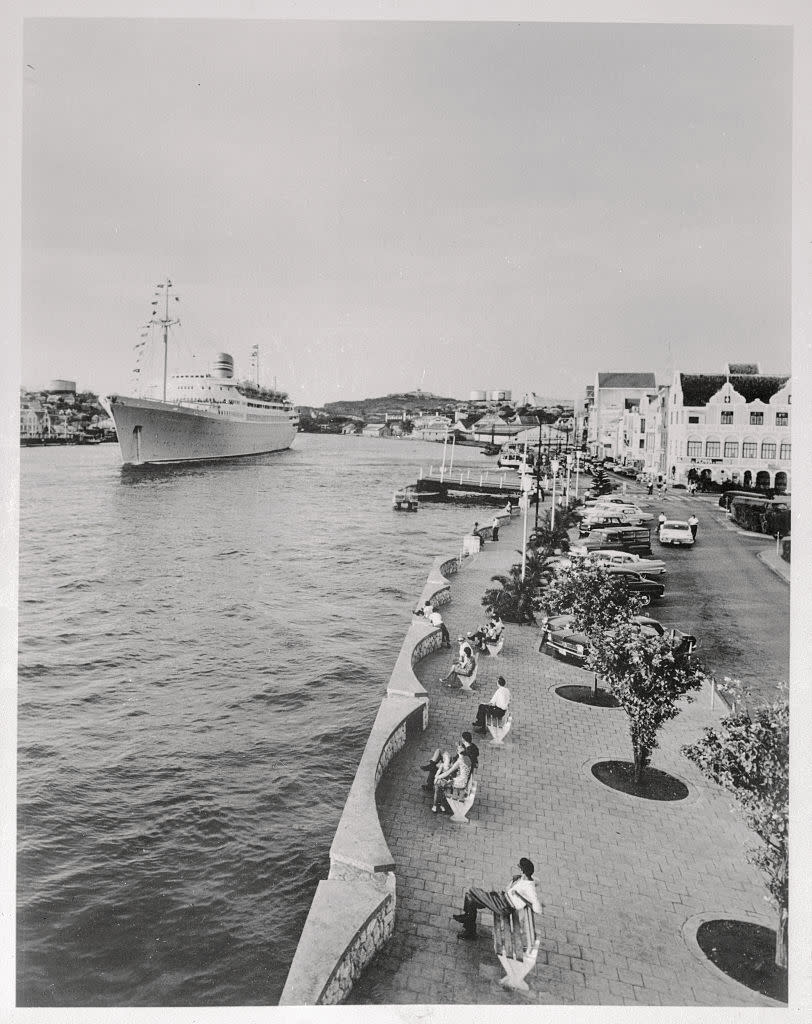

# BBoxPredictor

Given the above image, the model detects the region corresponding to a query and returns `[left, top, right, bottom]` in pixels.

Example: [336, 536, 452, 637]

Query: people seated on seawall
[427, 606, 452, 647]
[473, 676, 511, 733]
[432, 741, 473, 814]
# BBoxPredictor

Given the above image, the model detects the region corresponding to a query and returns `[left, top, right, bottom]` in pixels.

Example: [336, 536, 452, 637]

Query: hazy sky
[21, 17, 792, 406]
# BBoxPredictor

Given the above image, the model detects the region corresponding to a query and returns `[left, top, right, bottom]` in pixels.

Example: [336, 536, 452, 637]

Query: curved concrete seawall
[278, 554, 460, 1005]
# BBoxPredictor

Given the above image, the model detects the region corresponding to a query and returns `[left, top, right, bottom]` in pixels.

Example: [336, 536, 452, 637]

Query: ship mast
[153, 278, 180, 402]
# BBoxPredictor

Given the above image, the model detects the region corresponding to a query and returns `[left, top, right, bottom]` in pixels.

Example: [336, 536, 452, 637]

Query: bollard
[459, 472, 463, 484]
[500, 475, 505, 489]
[419, 466, 423, 479]
[710, 679, 715, 709]
[479, 473, 483, 486]
[467, 469, 471, 479]
[776, 532, 781, 555]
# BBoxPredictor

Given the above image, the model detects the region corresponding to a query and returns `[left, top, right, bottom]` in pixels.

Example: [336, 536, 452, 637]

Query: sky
[19, 15, 794, 407]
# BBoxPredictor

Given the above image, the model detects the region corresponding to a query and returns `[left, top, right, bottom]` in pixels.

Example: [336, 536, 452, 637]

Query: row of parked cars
[539, 496, 699, 666]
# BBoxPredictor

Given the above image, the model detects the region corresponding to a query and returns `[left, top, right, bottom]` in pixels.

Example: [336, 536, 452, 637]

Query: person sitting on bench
[473, 676, 511, 733]
[421, 730, 480, 791]
[432, 741, 472, 814]
[439, 643, 475, 685]
[453, 857, 541, 939]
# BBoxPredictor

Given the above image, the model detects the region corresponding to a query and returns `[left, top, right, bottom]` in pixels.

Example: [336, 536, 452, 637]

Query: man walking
[688, 513, 699, 540]
[453, 857, 541, 940]
[472, 676, 511, 733]
[491, 515, 500, 542]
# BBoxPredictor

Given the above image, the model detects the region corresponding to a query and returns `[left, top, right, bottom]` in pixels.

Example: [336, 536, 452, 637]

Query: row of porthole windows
[686, 440, 790, 459]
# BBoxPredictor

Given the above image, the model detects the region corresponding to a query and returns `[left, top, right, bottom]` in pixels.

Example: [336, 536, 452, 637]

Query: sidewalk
[756, 545, 790, 585]
[346, 514, 778, 1007]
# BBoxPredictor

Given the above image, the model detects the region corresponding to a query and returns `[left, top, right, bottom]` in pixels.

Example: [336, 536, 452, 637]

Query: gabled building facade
[665, 364, 791, 492]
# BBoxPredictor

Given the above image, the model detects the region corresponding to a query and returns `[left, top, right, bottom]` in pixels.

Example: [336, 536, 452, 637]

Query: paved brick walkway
[346, 514, 778, 1007]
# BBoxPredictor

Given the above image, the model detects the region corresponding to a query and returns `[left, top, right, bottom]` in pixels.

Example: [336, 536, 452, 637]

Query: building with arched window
[665, 364, 791, 492]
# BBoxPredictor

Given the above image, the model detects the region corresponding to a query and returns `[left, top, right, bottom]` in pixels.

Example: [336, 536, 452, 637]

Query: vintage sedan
[579, 509, 652, 536]
[658, 520, 695, 546]
[587, 549, 667, 577]
[603, 567, 665, 604]
[539, 613, 696, 666]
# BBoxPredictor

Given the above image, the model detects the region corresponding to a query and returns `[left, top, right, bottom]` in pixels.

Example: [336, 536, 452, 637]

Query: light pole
[520, 472, 533, 582]
[550, 457, 560, 530]
[574, 450, 581, 501]
[565, 452, 573, 507]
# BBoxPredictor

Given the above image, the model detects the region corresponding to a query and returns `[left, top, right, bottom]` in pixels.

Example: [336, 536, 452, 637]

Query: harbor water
[16, 433, 511, 1006]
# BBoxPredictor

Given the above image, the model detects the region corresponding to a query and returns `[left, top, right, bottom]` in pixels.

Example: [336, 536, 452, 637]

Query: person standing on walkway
[428, 606, 451, 647]
[472, 676, 511, 733]
[453, 858, 541, 940]
[688, 513, 699, 540]
[491, 515, 500, 541]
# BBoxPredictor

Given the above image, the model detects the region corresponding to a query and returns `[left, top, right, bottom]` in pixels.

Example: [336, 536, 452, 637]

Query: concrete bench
[444, 774, 478, 824]
[455, 656, 479, 691]
[485, 710, 512, 746]
[485, 634, 504, 657]
[492, 904, 540, 991]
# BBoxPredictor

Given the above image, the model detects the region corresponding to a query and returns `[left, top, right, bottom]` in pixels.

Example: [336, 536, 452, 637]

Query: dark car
[606, 568, 665, 604]
[539, 614, 696, 666]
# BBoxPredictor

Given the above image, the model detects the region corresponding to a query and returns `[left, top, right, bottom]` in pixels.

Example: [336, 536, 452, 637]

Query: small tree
[541, 559, 642, 637]
[682, 686, 788, 968]
[482, 563, 538, 624]
[589, 467, 613, 497]
[590, 622, 704, 781]
[540, 560, 643, 695]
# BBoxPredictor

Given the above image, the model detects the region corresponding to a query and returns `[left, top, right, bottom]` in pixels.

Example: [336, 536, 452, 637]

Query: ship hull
[107, 396, 297, 466]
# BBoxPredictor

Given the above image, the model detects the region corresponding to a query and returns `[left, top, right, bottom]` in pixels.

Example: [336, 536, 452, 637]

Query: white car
[586, 549, 667, 577]
[658, 520, 695, 546]
[580, 505, 653, 529]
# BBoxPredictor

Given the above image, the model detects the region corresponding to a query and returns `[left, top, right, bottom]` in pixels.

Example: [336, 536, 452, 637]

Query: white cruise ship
[106, 281, 298, 466]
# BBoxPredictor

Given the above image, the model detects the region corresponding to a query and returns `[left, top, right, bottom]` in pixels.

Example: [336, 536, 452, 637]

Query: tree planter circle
[682, 913, 787, 1006]
[554, 684, 621, 709]
[591, 759, 689, 801]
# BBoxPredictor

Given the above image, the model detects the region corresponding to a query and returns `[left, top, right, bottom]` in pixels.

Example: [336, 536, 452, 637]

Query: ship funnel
[212, 352, 234, 379]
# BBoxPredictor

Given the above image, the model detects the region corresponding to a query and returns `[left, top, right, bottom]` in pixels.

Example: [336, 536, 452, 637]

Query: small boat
[392, 485, 419, 511]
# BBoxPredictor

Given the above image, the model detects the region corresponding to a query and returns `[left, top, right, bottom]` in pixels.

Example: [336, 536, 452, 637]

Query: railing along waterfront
[278, 554, 460, 1005]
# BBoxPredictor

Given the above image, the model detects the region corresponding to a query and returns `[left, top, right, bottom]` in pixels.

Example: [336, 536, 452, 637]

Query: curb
[756, 549, 790, 586]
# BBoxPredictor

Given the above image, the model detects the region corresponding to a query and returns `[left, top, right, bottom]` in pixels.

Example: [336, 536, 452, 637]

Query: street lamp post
[520, 472, 533, 582]
[534, 414, 544, 533]
[565, 452, 573, 507]
[550, 458, 560, 530]
[574, 450, 581, 501]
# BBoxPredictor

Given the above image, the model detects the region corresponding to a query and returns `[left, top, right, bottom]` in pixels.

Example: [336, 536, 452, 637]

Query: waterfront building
[20, 395, 52, 438]
[411, 414, 451, 441]
[664, 364, 791, 491]
[588, 372, 657, 460]
[362, 422, 392, 438]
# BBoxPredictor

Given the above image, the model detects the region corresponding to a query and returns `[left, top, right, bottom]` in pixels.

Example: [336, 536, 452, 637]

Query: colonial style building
[665, 364, 791, 492]
[588, 372, 657, 460]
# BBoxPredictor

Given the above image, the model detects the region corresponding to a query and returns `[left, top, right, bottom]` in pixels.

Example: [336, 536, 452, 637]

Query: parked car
[570, 526, 652, 557]
[583, 493, 629, 508]
[581, 504, 653, 525]
[604, 568, 665, 604]
[540, 613, 696, 666]
[586, 549, 667, 577]
[579, 509, 652, 535]
[658, 520, 695, 546]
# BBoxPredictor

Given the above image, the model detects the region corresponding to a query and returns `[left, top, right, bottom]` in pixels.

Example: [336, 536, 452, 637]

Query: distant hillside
[322, 391, 459, 419]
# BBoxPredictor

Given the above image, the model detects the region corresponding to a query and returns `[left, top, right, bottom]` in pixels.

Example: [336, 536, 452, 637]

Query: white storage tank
[470, 389, 486, 401]
[211, 353, 234, 379]
[49, 379, 76, 394]
[487, 389, 511, 402]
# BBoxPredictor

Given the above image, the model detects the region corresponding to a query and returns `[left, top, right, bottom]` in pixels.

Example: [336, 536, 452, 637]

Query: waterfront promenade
[346, 512, 781, 1007]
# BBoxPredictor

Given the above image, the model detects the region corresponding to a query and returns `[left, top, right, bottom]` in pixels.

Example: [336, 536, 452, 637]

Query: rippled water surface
[17, 433, 503, 1006]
